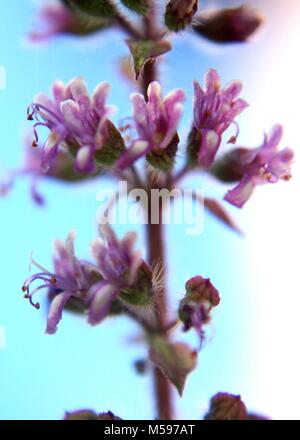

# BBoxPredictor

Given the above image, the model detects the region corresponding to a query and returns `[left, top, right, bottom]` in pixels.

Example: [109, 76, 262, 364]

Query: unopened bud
[205, 393, 248, 420]
[185, 276, 220, 307]
[193, 6, 263, 43]
[165, 0, 198, 32]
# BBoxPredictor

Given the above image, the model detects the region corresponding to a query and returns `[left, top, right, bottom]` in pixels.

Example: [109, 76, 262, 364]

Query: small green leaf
[149, 338, 197, 395]
[94, 120, 126, 166]
[127, 39, 172, 80]
[146, 133, 179, 172]
[121, 0, 149, 15]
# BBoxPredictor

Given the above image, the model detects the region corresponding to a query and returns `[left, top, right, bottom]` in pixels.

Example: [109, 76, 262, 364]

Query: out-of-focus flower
[29, 2, 111, 42]
[117, 81, 185, 169]
[22, 231, 102, 334]
[165, 0, 198, 32]
[179, 276, 220, 347]
[193, 6, 263, 44]
[28, 77, 123, 173]
[189, 69, 248, 168]
[224, 124, 294, 208]
[205, 393, 248, 420]
[0, 138, 99, 205]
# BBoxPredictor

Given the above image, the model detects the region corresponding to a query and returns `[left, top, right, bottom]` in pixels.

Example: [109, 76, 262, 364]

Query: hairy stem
[142, 2, 174, 421]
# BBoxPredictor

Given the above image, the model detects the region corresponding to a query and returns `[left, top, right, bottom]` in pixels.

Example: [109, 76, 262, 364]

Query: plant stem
[141, 1, 174, 421]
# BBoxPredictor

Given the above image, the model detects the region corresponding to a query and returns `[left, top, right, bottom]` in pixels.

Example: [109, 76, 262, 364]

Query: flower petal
[88, 282, 119, 325]
[46, 291, 72, 334]
[198, 129, 221, 168]
[224, 176, 255, 208]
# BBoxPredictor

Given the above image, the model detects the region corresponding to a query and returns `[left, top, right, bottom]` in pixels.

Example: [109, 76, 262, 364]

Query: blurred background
[0, 0, 299, 420]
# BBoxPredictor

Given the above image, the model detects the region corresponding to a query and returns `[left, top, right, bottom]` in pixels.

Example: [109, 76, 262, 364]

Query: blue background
[1, 0, 299, 420]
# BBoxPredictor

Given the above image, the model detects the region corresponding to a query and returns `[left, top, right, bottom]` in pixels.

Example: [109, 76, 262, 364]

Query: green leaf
[126, 39, 172, 80]
[149, 338, 197, 395]
[121, 0, 149, 15]
[146, 133, 179, 172]
[94, 120, 126, 166]
[63, 0, 116, 18]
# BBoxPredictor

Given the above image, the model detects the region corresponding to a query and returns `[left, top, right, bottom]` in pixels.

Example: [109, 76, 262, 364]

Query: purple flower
[28, 3, 77, 42]
[224, 124, 294, 208]
[89, 226, 142, 325]
[28, 77, 113, 173]
[179, 276, 220, 348]
[0, 141, 45, 205]
[0, 136, 95, 205]
[192, 69, 248, 168]
[117, 81, 185, 169]
[22, 231, 101, 334]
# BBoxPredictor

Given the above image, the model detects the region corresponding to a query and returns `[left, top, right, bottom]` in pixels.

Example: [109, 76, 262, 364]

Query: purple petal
[88, 282, 118, 326]
[92, 82, 110, 116]
[266, 147, 294, 182]
[224, 176, 255, 208]
[75, 146, 95, 173]
[204, 69, 221, 92]
[46, 292, 72, 334]
[60, 99, 85, 135]
[265, 124, 283, 151]
[52, 80, 66, 105]
[41, 132, 60, 171]
[198, 129, 221, 168]
[223, 81, 243, 100]
[30, 177, 45, 206]
[66, 77, 91, 111]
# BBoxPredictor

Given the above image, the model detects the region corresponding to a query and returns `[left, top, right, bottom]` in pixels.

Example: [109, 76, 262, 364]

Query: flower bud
[165, 0, 198, 32]
[193, 6, 263, 43]
[205, 393, 248, 420]
[185, 276, 220, 307]
[210, 149, 246, 183]
[179, 276, 220, 343]
[64, 410, 122, 420]
[64, 410, 99, 420]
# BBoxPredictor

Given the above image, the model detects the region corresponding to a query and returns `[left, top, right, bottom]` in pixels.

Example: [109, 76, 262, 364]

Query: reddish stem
[142, 3, 174, 421]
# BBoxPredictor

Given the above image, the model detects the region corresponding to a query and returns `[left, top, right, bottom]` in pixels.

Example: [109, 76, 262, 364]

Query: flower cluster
[27, 77, 122, 174]
[23, 227, 153, 334]
[24, 70, 293, 207]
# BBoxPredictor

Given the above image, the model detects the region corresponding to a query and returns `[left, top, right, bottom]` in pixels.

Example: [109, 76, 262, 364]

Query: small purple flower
[22, 231, 101, 334]
[224, 124, 294, 208]
[117, 81, 185, 169]
[179, 276, 220, 348]
[89, 226, 142, 325]
[0, 141, 45, 205]
[193, 69, 248, 168]
[28, 2, 79, 42]
[28, 77, 113, 173]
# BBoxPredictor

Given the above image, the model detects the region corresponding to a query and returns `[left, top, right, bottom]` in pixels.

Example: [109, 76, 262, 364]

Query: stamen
[29, 253, 52, 274]
[31, 103, 62, 123]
